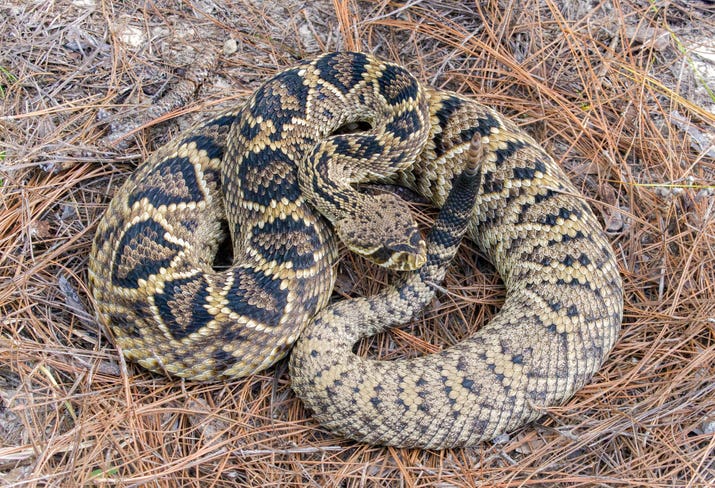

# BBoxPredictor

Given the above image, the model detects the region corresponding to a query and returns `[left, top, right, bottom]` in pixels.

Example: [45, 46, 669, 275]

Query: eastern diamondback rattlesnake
[89, 52, 623, 448]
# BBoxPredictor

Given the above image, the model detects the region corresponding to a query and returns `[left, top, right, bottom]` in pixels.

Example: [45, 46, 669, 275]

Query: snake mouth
[357, 237, 427, 271]
[388, 250, 427, 271]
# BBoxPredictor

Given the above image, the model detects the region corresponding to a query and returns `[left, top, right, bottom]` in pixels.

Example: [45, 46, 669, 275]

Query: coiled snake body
[89, 52, 623, 448]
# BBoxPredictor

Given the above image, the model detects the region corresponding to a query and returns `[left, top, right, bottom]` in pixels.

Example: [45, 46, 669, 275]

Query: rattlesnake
[89, 52, 623, 448]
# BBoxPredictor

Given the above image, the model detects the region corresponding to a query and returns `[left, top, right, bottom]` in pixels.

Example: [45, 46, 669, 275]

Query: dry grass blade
[1, 0, 714, 486]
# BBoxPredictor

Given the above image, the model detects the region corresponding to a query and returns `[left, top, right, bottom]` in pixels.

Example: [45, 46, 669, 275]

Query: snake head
[335, 193, 427, 271]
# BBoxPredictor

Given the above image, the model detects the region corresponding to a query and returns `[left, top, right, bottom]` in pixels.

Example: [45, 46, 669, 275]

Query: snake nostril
[370, 246, 393, 264]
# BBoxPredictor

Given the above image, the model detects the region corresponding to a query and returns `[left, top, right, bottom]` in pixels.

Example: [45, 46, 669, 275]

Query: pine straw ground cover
[1, 0, 714, 486]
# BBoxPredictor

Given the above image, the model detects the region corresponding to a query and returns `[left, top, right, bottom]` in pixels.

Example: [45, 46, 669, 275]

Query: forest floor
[1, 0, 714, 486]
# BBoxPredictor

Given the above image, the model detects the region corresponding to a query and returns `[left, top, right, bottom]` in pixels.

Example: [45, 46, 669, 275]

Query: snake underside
[89, 52, 623, 448]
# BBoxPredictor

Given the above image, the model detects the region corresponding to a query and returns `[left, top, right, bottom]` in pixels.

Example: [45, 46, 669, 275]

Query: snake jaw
[383, 234, 428, 271]
[361, 235, 428, 271]
[390, 249, 427, 271]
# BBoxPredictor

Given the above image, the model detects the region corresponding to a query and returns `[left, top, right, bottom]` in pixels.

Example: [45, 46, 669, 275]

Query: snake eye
[368, 246, 393, 265]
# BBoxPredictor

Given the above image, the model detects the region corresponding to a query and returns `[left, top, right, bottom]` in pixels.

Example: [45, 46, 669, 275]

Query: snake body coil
[89, 52, 623, 447]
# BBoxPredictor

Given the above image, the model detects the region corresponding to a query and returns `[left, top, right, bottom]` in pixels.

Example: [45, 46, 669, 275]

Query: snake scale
[89, 52, 623, 448]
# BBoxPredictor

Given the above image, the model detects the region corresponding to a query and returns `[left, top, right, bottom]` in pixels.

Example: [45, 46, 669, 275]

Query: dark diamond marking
[512, 166, 536, 180]
[541, 213, 558, 226]
[556, 277, 588, 287]
[226, 267, 288, 327]
[457, 113, 500, 143]
[111, 219, 182, 289]
[236, 146, 301, 204]
[433, 96, 464, 157]
[384, 109, 421, 141]
[128, 156, 205, 209]
[482, 172, 504, 193]
[249, 214, 322, 270]
[494, 139, 528, 167]
[239, 119, 260, 141]
[154, 275, 212, 340]
[549, 230, 586, 247]
[534, 188, 557, 205]
[182, 134, 224, 160]
[332, 136, 383, 160]
[314, 52, 369, 95]
[559, 207, 574, 220]
[376, 63, 419, 106]
[180, 219, 200, 234]
[251, 68, 309, 130]
[309, 153, 346, 211]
